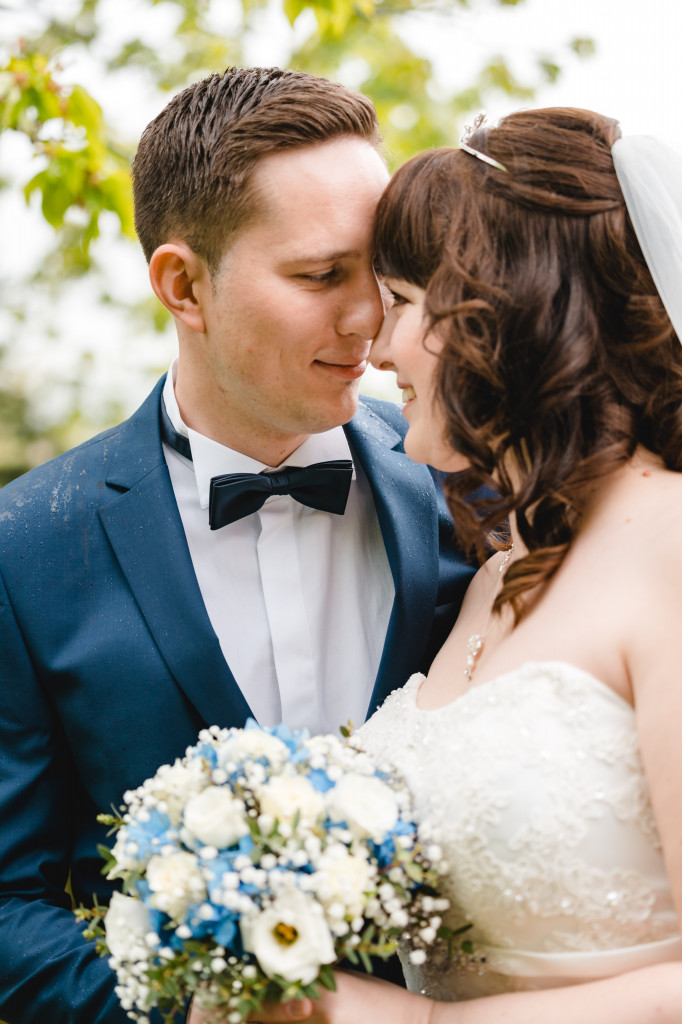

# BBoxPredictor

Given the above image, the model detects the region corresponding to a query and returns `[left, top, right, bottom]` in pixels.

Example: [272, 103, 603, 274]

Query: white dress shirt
[161, 361, 394, 735]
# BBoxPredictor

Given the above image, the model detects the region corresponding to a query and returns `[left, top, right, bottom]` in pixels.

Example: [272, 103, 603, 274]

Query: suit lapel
[98, 385, 440, 729]
[345, 403, 440, 717]
[98, 380, 253, 729]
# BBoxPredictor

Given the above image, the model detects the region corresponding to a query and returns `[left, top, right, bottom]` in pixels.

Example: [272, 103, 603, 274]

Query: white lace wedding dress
[356, 662, 682, 999]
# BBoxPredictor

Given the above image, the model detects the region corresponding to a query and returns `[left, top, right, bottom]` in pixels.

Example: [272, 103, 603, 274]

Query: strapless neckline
[409, 660, 633, 715]
[356, 659, 680, 1000]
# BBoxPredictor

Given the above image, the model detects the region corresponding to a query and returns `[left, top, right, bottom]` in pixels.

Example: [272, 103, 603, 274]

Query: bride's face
[370, 277, 469, 472]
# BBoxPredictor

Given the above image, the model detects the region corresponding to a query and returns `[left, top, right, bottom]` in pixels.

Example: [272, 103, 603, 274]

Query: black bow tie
[208, 461, 353, 529]
[160, 399, 353, 530]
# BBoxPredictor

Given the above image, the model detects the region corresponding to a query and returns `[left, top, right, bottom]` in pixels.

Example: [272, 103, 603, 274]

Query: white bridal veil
[612, 135, 682, 340]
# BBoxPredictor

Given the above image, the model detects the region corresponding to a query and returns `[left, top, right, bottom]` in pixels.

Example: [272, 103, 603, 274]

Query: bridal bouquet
[77, 720, 453, 1024]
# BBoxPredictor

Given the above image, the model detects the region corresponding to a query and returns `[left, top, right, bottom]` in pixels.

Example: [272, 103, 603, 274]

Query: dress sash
[482, 934, 682, 981]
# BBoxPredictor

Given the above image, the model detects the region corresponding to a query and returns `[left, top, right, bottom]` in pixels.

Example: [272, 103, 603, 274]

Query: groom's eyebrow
[281, 249, 363, 266]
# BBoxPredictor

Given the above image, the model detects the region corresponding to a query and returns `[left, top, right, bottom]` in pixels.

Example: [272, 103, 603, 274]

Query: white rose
[104, 892, 152, 961]
[240, 889, 335, 984]
[259, 774, 325, 828]
[183, 786, 249, 849]
[325, 774, 399, 841]
[218, 731, 289, 770]
[310, 843, 376, 919]
[146, 850, 206, 919]
[151, 759, 208, 825]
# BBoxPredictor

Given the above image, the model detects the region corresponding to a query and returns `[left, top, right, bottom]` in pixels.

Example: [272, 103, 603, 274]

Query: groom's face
[197, 137, 389, 461]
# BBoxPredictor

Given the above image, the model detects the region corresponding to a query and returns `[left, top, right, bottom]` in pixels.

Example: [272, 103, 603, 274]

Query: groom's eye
[297, 268, 339, 284]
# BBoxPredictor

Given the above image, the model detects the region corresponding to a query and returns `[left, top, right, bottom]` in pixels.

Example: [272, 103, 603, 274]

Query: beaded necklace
[464, 545, 514, 683]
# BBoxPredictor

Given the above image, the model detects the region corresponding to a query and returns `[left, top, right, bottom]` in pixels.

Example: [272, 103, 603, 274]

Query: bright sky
[439, 0, 682, 151]
[2, 0, 681, 415]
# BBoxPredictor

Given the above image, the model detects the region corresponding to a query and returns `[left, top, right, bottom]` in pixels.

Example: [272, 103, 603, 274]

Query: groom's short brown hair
[132, 66, 382, 275]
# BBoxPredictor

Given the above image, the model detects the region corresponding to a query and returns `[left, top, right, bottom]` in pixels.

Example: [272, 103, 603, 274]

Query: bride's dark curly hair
[373, 107, 682, 620]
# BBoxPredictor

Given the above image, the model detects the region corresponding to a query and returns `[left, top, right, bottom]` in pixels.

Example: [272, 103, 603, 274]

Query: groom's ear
[149, 242, 209, 334]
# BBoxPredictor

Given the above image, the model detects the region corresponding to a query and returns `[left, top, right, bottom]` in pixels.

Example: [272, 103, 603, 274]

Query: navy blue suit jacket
[0, 378, 474, 1023]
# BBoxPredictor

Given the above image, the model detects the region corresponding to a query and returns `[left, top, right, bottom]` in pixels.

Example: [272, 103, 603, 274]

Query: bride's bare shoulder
[621, 459, 682, 550]
[606, 458, 682, 613]
[579, 460, 682, 698]
[589, 453, 682, 547]
[620, 464, 682, 708]
[458, 548, 512, 613]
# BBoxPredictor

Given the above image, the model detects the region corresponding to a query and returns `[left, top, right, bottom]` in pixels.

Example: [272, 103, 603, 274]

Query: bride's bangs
[373, 148, 463, 289]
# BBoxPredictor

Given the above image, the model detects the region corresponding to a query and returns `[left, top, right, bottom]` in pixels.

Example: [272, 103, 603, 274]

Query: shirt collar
[162, 359, 355, 509]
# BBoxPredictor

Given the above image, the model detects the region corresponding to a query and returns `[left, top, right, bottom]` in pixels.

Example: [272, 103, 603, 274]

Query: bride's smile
[370, 275, 469, 473]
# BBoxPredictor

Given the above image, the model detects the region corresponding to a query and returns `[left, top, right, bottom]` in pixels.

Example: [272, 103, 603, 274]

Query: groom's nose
[369, 317, 396, 373]
[335, 264, 385, 342]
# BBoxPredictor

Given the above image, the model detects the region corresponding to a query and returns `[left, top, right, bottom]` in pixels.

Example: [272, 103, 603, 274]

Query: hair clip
[459, 112, 508, 173]
[461, 111, 487, 144]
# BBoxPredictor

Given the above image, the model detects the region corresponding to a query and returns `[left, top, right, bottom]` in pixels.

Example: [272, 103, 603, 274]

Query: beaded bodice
[356, 663, 681, 999]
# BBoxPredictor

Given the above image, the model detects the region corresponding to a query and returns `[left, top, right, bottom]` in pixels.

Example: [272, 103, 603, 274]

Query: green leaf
[358, 948, 373, 972]
[478, 56, 535, 99]
[66, 84, 103, 132]
[539, 58, 560, 83]
[283, 0, 308, 26]
[29, 85, 63, 121]
[403, 860, 425, 883]
[450, 921, 473, 937]
[40, 177, 75, 227]
[318, 964, 337, 990]
[95, 170, 135, 237]
[571, 36, 597, 58]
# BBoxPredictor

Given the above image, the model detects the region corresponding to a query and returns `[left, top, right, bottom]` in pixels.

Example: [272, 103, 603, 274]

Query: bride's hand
[246, 997, 313, 1022]
[245, 971, 433, 1024]
[188, 995, 311, 1019]
[188, 998, 313, 1023]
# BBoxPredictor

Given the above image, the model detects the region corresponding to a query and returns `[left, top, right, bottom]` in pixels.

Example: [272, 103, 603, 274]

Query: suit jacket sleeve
[0, 565, 137, 1024]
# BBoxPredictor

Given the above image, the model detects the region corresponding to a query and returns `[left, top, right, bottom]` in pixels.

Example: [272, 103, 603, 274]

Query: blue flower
[126, 808, 173, 860]
[266, 720, 309, 755]
[188, 742, 218, 769]
[214, 913, 240, 951]
[149, 906, 168, 935]
[204, 854, 238, 903]
[373, 839, 396, 867]
[371, 819, 415, 868]
[204, 835, 256, 901]
[237, 834, 255, 858]
[186, 903, 240, 951]
[307, 769, 334, 793]
[135, 876, 168, 917]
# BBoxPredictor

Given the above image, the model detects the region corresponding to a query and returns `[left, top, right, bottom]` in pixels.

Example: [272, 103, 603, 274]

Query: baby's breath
[78, 719, 466, 1024]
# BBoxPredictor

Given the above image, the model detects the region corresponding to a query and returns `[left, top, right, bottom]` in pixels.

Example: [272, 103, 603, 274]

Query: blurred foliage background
[0, 0, 594, 485]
